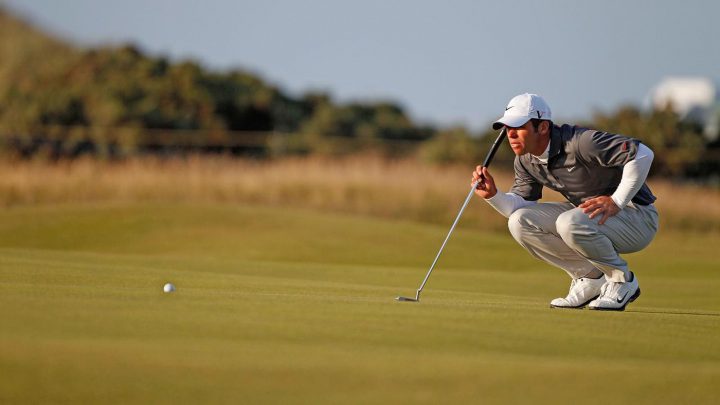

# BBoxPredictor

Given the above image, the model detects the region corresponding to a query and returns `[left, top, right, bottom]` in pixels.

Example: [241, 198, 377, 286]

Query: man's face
[506, 121, 545, 156]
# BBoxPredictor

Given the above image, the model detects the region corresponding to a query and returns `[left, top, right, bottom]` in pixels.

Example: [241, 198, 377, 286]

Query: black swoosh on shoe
[616, 292, 628, 303]
[590, 288, 641, 312]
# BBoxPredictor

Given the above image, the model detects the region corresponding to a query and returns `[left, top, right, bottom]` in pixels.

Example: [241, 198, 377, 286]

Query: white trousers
[507, 202, 659, 282]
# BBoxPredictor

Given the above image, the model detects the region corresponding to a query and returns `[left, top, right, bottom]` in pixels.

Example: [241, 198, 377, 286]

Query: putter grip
[482, 128, 507, 168]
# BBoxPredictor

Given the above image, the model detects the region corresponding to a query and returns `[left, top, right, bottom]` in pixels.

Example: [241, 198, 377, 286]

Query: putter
[396, 128, 507, 302]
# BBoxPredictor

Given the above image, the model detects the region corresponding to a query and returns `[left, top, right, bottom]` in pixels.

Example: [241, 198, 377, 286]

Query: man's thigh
[511, 202, 575, 236]
[600, 204, 659, 253]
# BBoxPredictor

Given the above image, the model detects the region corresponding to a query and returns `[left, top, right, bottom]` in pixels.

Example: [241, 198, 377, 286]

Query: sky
[4, 0, 720, 130]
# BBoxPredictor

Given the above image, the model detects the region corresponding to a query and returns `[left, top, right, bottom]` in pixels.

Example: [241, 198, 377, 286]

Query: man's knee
[556, 208, 596, 248]
[508, 208, 534, 243]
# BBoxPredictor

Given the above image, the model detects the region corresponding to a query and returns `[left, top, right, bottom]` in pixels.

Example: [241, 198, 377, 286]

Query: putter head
[396, 289, 422, 302]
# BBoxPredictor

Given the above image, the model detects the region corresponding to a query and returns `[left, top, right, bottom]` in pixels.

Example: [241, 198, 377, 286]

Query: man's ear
[540, 120, 551, 134]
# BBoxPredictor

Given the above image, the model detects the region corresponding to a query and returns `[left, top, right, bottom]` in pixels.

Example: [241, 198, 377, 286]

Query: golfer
[473, 93, 658, 311]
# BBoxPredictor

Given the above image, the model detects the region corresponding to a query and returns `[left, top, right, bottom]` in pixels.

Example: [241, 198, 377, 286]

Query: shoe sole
[588, 287, 641, 312]
[549, 294, 601, 310]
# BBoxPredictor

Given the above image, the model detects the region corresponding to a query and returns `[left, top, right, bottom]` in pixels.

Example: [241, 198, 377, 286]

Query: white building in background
[647, 77, 720, 141]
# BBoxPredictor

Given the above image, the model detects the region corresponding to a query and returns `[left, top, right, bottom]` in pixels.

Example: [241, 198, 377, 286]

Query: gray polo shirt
[510, 124, 656, 206]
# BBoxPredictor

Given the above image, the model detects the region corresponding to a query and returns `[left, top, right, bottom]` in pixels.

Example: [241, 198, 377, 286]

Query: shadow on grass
[627, 309, 720, 317]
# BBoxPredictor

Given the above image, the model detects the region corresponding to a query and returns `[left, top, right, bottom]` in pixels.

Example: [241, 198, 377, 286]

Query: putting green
[0, 203, 718, 404]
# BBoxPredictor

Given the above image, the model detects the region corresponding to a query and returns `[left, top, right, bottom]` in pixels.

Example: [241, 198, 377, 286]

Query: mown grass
[0, 202, 718, 404]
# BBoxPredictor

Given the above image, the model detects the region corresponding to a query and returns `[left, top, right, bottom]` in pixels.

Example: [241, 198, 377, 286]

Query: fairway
[1, 203, 719, 404]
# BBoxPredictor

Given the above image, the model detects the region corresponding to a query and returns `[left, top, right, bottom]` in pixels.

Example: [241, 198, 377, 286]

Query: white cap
[492, 93, 552, 130]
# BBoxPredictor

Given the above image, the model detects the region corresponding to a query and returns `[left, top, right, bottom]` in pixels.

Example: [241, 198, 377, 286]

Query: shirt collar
[528, 125, 561, 164]
[548, 124, 562, 159]
[531, 142, 550, 164]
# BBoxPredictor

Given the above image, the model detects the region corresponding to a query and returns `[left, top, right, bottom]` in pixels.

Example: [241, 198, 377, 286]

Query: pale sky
[5, 0, 720, 130]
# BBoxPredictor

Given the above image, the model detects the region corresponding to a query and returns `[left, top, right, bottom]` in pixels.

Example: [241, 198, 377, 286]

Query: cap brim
[492, 115, 531, 130]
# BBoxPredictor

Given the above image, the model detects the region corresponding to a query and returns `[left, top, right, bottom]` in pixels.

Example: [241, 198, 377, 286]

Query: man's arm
[579, 142, 654, 224]
[610, 143, 654, 208]
[485, 191, 536, 218]
[472, 165, 538, 218]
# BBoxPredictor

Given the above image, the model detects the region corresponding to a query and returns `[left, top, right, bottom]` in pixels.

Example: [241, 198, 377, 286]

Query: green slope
[0, 203, 718, 404]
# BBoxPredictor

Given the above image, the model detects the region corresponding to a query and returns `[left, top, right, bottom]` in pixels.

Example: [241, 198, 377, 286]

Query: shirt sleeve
[485, 192, 537, 218]
[508, 157, 543, 201]
[610, 143, 654, 208]
[576, 130, 639, 167]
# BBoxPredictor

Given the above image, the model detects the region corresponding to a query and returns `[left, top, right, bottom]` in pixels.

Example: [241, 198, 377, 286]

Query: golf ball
[163, 283, 176, 293]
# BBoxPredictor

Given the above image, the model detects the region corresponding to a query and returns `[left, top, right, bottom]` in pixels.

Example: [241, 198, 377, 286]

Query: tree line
[0, 8, 716, 179]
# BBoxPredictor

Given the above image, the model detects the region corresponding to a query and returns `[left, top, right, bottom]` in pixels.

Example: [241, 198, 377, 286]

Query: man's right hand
[472, 166, 497, 199]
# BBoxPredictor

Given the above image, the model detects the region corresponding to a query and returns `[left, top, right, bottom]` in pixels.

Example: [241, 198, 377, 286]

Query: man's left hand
[579, 196, 620, 225]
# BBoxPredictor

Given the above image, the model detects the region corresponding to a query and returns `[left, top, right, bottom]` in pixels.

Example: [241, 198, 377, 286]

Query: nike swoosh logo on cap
[505, 106, 514, 111]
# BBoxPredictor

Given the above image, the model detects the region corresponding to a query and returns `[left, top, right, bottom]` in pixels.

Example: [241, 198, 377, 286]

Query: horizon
[5, 0, 720, 130]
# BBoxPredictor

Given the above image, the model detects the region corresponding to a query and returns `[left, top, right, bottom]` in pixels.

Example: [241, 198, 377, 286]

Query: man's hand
[471, 166, 497, 199]
[579, 196, 620, 225]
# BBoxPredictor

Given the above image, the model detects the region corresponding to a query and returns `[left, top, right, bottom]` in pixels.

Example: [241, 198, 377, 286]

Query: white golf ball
[163, 283, 176, 293]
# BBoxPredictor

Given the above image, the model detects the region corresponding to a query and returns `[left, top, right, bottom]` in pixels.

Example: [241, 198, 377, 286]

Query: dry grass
[0, 155, 717, 232]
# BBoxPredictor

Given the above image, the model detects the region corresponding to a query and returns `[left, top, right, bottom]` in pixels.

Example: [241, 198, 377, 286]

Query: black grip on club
[481, 127, 507, 169]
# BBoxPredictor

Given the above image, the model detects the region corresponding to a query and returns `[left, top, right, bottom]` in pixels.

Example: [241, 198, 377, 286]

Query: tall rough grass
[0, 156, 717, 232]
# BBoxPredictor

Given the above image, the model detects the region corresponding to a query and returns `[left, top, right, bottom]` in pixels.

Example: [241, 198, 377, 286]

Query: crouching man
[473, 93, 659, 311]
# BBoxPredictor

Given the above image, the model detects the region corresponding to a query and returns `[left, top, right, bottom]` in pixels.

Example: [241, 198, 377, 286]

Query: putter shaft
[396, 128, 507, 302]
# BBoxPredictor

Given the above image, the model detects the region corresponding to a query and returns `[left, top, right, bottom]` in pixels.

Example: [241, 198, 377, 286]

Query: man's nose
[506, 127, 518, 137]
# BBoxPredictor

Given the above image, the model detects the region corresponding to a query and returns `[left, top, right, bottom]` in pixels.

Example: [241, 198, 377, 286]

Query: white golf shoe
[588, 272, 640, 311]
[550, 276, 606, 309]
